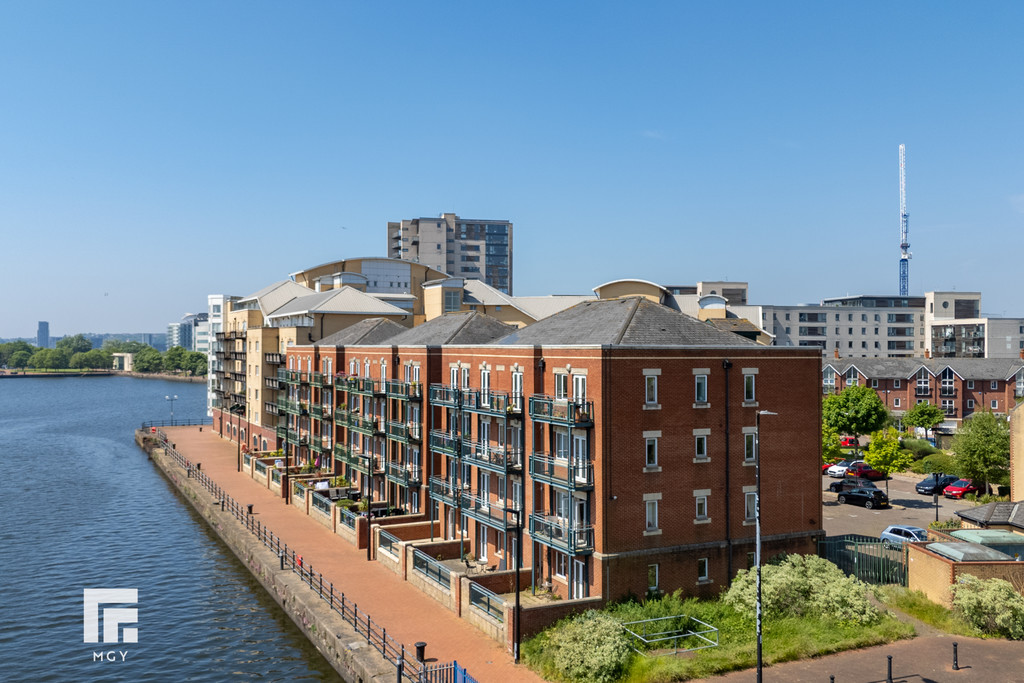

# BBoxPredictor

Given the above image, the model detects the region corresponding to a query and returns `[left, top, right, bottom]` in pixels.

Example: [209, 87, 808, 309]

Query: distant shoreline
[0, 370, 205, 383]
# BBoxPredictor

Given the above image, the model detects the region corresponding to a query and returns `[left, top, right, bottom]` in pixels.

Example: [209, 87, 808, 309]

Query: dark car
[915, 474, 959, 495]
[845, 462, 885, 481]
[837, 487, 889, 509]
[829, 477, 878, 493]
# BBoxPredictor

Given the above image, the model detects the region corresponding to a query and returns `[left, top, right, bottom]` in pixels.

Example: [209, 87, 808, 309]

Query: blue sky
[2, 1, 1023, 338]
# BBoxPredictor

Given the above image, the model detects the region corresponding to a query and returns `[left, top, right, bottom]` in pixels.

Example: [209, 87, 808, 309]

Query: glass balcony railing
[529, 453, 594, 490]
[529, 513, 594, 555]
[529, 396, 593, 427]
[386, 380, 423, 401]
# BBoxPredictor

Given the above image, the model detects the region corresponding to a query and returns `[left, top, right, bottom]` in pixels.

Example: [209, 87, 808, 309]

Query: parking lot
[822, 472, 975, 538]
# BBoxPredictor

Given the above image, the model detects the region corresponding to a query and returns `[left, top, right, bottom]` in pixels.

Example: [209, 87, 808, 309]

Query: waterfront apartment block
[387, 213, 514, 294]
[275, 299, 824, 603]
[823, 357, 1024, 436]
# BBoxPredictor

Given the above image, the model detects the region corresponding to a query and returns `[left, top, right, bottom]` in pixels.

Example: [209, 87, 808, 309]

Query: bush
[950, 574, 1024, 639]
[724, 554, 879, 626]
[909, 452, 956, 475]
[902, 438, 939, 458]
[548, 610, 632, 682]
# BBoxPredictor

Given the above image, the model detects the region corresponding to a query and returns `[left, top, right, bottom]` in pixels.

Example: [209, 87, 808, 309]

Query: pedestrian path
[162, 426, 544, 683]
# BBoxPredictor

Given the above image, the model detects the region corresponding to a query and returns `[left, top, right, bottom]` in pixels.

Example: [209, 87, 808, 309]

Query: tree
[163, 346, 187, 373]
[103, 339, 148, 354]
[8, 350, 31, 369]
[864, 427, 913, 495]
[822, 385, 889, 440]
[28, 348, 69, 370]
[0, 341, 34, 367]
[56, 334, 92, 355]
[132, 346, 163, 373]
[822, 422, 843, 464]
[184, 351, 208, 376]
[951, 411, 1010, 493]
[70, 349, 112, 369]
[902, 401, 945, 433]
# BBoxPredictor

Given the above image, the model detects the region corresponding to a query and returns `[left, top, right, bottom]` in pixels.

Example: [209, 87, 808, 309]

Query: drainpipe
[722, 359, 733, 580]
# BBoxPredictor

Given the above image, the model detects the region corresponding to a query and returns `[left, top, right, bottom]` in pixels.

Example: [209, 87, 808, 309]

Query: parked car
[880, 525, 927, 547]
[845, 461, 885, 481]
[837, 487, 889, 509]
[829, 477, 878, 493]
[915, 474, 959, 495]
[827, 460, 854, 478]
[943, 479, 981, 499]
[840, 437, 858, 448]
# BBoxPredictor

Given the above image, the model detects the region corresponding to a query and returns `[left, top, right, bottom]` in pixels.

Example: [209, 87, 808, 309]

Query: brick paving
[162, 426, 544, 683]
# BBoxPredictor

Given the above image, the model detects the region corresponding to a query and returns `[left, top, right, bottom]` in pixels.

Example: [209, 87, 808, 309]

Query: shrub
[930, 518, 961, 531]
[724, 554, 879, 626]
[549, 610, 632, 682]
[950, 574, 1024, 639]
[902, 438, 939, 458]
[909, 451, 956, 475]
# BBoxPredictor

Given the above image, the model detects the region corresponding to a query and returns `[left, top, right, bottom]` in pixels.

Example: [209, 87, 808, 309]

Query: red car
[943, 479, 981, 499]
[840, 437, 858, 448]
[845, 462, 885, 481]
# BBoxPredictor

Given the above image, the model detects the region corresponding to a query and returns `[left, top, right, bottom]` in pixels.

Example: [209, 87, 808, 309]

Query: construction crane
[898, 144, 911, 296]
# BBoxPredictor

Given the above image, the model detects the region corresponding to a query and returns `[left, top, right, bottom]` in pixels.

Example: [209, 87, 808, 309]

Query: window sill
[697, 578, 714, 585]
[742, 460, 756, 467]
[694, 518, 711, 525]
[742, 401, 759, 408]
[643, 466, 662, 473]
[643, 404, 661, 411]
[692, 402, 710, 409]
[693, 457, 710, 464]
[644, 529, 662, 537]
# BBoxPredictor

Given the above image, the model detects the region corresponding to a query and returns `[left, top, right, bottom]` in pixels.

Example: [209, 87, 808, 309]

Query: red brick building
[282, 299, 824, 602]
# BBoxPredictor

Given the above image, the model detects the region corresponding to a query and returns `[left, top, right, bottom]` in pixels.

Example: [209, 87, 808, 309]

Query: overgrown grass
[875, 586, 983, 638]
[523, 593, 915, 682]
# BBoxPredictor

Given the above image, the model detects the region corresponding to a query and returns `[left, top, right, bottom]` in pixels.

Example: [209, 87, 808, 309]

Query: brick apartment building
[278, 298, 824, 602]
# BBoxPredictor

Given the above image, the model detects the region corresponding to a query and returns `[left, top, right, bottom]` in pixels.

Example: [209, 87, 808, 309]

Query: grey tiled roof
[267, 286, 407, 318]
[824, 357, 1024, 380]
[313, 318, 406, 347]
[385, 311, 516, 346]
[494, 298, 759, 347]
[956, 501, 1024, 530]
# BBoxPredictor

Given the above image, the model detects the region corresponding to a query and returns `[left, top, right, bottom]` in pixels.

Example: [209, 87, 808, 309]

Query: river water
[0, 376, 342, 682]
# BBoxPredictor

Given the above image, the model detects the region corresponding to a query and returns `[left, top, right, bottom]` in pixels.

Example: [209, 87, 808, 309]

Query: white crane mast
[899, 144, 911, 296]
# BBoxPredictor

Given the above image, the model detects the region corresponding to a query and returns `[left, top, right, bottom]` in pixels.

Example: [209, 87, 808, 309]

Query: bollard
[953, 642, 959, 671]
[279, 553, 285, 571]
[220, 499, 225, 512]
[887, 655, 893, 683]
[395, 656, 403, 683]
[196, 463, 201, 471]
[830, 677, 834, 683]
[247, 504, 253, 515]
[199, 426, 202, 432]
[415, 641, 426, 663]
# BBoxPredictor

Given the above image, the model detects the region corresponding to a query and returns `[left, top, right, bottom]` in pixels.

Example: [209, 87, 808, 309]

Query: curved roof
[592, 278, 670, 296]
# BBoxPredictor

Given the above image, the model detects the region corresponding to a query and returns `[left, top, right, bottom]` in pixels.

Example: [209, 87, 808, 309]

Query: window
[967, 380, 974, 390]
[846, 368, 858, 386]
[443, 290, 461, 312]
[894, 379, 901, 389]
[645, 500, 659, 531]
[553, 552, 568, 579]
[893, 398, 901, 408]
[695, 435, 707, 460]
[822, 367, 835, 393]
[695, 495, 708, 520]
[450, 367, 458, 387]
[942, 399, 955, 416]
[572, 375, 587, 403]
[554, 373, 568, 400]
[991, 399, 999, 410]
[461, 367, 470, 389]
[991, 380, 999, 390]
[480, 369, 490, 404]
[747, 552, 756, 569]
[648, 564, 659, 592]
[645, 438, 658, 467]
[871, 379, 878, 388]
[697, 558, 709, 582]
[695, 374, 708, 403]
[745, 492, 757, 521]
[511, 371, 523, 410]
[744, 433, 755, 462]
[967, 399, 974, 409]
[645, 375, 658, 405]
[743, 373, 756, 402]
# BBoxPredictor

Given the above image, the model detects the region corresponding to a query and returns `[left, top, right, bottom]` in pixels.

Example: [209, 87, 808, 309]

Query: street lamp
[165, 395, 178, 423]
[511, 507, 523, 664]
[754, 409, 777, 683]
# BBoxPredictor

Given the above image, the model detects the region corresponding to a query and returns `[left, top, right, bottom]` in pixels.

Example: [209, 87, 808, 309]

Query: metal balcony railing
[529, 453, 594, 490]
[529, 396, 594, 427]
[528, 514, 594, 555]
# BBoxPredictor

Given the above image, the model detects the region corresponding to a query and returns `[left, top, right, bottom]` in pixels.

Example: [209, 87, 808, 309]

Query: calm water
[0, 376, 343, 682]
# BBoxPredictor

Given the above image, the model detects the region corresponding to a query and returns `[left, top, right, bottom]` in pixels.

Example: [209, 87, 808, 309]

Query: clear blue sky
[3, 1, 1023, 339]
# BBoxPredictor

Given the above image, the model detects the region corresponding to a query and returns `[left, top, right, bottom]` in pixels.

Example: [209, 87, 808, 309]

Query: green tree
[822, 422, 843, 463]
[864, 427, 913, 495]
[102, 339, 148, 354]
[0, 341, 34, 367]
[951, 411, 1010, 493]
[8, 350, 31, 368]
[132, 346, 163, 372]
[902, 401, 945, 433]
[56, 334, 92, 355]
[28, 348, 69, 370]
[69, 348, 112, 369]
[184, 351, 208, 376]
[822, 385, 889, 440]
[163, 346, 187, 373]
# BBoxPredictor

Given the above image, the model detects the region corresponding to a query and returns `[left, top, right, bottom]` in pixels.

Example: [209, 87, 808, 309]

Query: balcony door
[572, 433, 588, 482]
[572, 559, 587, 598]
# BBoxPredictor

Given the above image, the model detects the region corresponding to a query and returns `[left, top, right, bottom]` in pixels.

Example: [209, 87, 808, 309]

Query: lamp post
[512, 507, 523, 664]
[165, 395, 178, 423]
[754, 409, 777, 683]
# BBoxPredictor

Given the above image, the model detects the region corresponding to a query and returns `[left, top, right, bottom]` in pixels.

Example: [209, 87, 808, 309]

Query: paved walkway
[162, 426, 544, 683]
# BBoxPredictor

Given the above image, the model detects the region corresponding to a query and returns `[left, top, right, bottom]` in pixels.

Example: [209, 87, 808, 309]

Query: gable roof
[956, 501, 1024, 530]
[386, 311, 516, 346]
[461, 279, 594, 322]
[238, 280, 314, 317]
[494, 297, 759, 347]
[824, 357, 1024, 381]
[266, 286, 407, 319]
[312, 318, 407, 347]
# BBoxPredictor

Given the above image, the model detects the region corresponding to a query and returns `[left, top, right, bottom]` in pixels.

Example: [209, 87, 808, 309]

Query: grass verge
[874, 585, 983, 638]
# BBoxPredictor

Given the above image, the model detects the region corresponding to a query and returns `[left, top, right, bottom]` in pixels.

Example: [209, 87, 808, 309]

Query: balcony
[264, 352, 284, 365]
[334, 444, 370, 474]
[529, 453, 594, 490]
[943, 408, 959, 418]
[277, 369, 302, 384]
[386, 461, 422, 487]
[264, 402, 280, 416]
[915, 387, 932, 397]
[230, 351, 246, 361]
[529, 514, 594, 555]
[310, 372, 332, 388]
[462, 389, 523, 418]
[386, 420, 422, 443]
[276, 426, 288, 441]
[462, 439, 522, 474]
[427, 478, 517, 531]
[334, 408, 353, 427]
[429, 430, 461, 457]
[346, 377, 384, 396]
[386, 380, 423, 401]
[349, 414, 384, 437]
[529, 396, 594, 427]
[264, 377, 281, 390]
[277, 397, 300, 415]
[428, 384, 461, 407]
[310, 404, 324, 420]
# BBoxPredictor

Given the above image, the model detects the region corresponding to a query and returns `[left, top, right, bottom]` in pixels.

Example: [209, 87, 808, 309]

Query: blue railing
[379, 529, 401, 558]
[468, 582, 505, 623]
[254, 460, 268, 476]
[339, 507, 357, 530]
[311, 491, 331, 515]
[412, 549, 451, 591]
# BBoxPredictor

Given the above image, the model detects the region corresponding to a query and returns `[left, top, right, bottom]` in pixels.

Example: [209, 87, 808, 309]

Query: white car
[826, 460, 853, 478]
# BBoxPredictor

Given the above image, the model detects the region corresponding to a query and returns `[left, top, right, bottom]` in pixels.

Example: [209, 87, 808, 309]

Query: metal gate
[818, 534, 907, 585]
[421, 661, 478, 683]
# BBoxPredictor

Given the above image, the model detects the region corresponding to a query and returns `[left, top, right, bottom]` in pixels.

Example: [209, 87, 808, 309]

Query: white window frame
[744, 492, 756, 521]
[893, 397, 901, 408]
[967, 398, 974, 409]
[695, 495, 708, 520]
[744, 373, 756, 401]
[695, 434, 708, 461]
[991, 380, 999, 390]
[991, 399, 999, 410]
[645, 500, 659, 531]
[645, 438, 658, 467]
[645, 375, 658, 405]
[572, 374, 587, 404]
[695, 374, 708, 403]
[744, 433, 756, 462]
[967, 379, 975, 390]
[894, 379, 901, 389]
[554, 373, 568, 400]
[648, 564, 659, 592]
[697, 558, 709, 582]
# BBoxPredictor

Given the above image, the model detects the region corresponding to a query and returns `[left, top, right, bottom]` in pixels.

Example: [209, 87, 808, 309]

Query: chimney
[924, 349, 930, 359]
[834, 348, 839, 359]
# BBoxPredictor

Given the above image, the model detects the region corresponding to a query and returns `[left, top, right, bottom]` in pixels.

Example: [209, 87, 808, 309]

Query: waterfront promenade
[161, 425, 544, 683]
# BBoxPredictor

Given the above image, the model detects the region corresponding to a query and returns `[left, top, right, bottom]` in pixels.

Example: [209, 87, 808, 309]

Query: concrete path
[161, 426, 544, 683]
